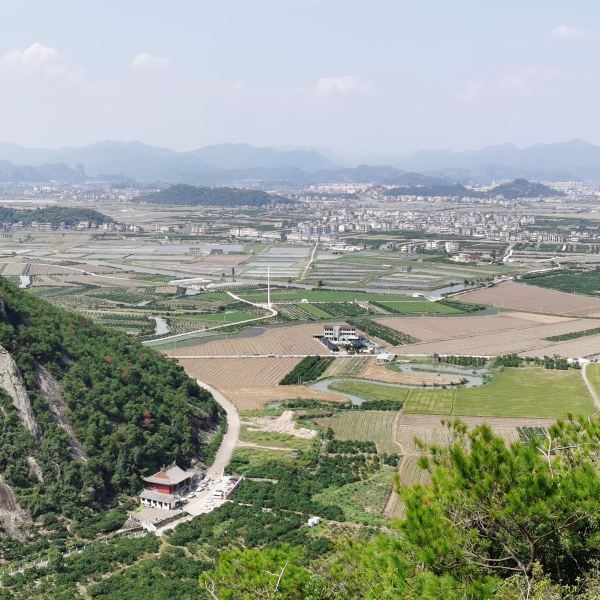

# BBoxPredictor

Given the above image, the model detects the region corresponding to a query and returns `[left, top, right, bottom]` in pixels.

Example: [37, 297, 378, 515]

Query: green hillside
[139, 184, 292, 206]
[0, 278, 220, 543]
[0, 206, 114, 226]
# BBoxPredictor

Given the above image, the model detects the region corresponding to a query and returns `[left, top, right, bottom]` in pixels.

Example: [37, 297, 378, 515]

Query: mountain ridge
[1, 138, 600, 183]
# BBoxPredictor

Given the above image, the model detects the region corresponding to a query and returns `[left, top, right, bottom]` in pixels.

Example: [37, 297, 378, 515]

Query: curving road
[196, 380, 240, 478]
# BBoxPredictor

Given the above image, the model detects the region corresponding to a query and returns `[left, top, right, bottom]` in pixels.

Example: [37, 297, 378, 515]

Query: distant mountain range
[394, 139, 600, 181]
[0, 138, 600, 184]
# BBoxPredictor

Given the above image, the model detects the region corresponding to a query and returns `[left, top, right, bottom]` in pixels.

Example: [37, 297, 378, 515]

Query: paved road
[197, 380, 240, 478]
[154, 381, 240, 534]
[581, 361, 600, 412]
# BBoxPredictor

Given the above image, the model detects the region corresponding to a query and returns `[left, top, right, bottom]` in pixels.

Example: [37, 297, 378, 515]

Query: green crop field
[404, 389, 455, 415]
[373, 300, 460, 314]
[329, 380, 409, 404]
[584, 363, 600, 399]
[328, 367, 594, 418]
[182, 310, 257, 323]
[316, 411, 400, 454]
[452, 367, 594, 418]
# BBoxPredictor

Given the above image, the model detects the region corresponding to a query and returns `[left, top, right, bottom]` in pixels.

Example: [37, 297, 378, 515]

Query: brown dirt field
[164, 323, 329, 357]
[220, 385, 349, 411]
[501, 311, 570, 323]
[520, 334, 600, 359]
[361, 361, 462, 386]
[384, 314, 600, 357]
[178, 357, 302, 388]
[375, 312, 576, 344]
[393, 413, 555, 455]
[459, 280, 600, 317]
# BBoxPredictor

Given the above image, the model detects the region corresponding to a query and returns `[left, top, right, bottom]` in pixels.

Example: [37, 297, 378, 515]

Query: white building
[323, 324, 358, 342]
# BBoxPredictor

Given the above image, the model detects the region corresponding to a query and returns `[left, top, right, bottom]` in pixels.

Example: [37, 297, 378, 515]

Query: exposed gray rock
[0, 345, 41, 439]
[35, 362, 88, 462]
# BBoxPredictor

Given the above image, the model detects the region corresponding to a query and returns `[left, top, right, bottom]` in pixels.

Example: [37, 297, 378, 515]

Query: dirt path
[300, 241, 318, 280]
[581, 362, 600, 411]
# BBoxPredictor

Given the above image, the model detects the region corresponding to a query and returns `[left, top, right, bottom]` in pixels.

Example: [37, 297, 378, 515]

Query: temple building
[139, 463, 198, 510]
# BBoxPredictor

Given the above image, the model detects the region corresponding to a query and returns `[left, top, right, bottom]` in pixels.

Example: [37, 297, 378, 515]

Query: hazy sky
[1, 0, 599, 157]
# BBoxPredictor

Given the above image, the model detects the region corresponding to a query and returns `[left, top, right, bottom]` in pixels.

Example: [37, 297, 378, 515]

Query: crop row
[280, 356, 334, 385]
[348, 317, 420, 345]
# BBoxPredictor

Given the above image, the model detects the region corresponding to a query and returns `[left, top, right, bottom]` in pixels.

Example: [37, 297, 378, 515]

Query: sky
[0, 0, 599, 158]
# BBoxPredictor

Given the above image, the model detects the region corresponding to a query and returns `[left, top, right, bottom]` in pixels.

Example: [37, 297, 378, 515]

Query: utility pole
[267, 266, 272, 309]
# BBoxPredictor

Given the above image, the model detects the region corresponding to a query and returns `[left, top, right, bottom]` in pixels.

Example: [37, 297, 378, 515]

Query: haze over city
[2, 3, 600, 599]
[1, 0, 599, 158]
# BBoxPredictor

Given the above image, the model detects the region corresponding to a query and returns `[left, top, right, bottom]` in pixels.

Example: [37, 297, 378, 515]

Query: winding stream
[309, 363, 487, 405]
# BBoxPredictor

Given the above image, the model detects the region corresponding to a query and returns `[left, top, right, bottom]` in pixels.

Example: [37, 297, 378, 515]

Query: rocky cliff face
[35, 362, 88, 461]
[0, 345, 41, 439]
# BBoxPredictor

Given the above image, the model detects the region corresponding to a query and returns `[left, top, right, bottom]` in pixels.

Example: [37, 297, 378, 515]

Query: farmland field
[325, 367, 594, 419]
[218, 385, 348, 410]
[403, 388, 455, 415]
[584, 363, 600, 398]
[238, 289, 463, 313]
[162, 322, 329, 356]
[452, 367, 594, 418]
[459, 280, 600, 317]
[177, 357, 302, 387]
[316, 411, 401, 454]
[319, 411, 557, 463]
[384, 456, 430, 519]
[372, 300, 460, 314]
[377, 311, 600, 357]
[321, 357, 369, 378]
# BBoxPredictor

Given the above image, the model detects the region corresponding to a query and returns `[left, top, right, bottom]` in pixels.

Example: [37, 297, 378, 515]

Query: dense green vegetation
[1, 534, 160, 598]
[522, 267, 600, 295]
[488, 177, 564, 199]
[437, 298, 486, 312]
[139, 184, 291, 206]
[545, 326, 600, 341]
[280, 356, 334, 385]
[372, 299, 460, 314]
[0, 206, 113, 226]
[0, 278, 220, 545]
[385, 178, 563, 200]
[439, 355, 488, 367]
[347, 317, 420, 345]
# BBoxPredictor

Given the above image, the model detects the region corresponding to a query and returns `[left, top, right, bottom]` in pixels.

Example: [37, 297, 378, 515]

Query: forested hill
[384, 178, 564, 199]
[0, 206, 114, 226]
[0, 278, 220, 541]
[487, 177, 565, 199]
[138, 184, 292, 206]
